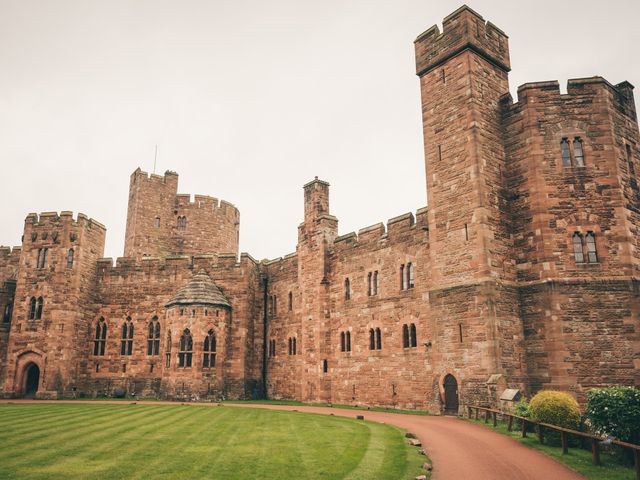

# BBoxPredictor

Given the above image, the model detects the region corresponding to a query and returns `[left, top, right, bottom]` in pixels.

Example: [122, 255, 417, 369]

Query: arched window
[3, 302, 12, 323]
[154, 216, 161, 228]
[572, 232, 584, 263]
[177, 216, 187, 230]
[93, 318, 107, 356]
[586, 232, 598, 263]
[573, 138, 585, 167]
[346, 331, 351, 352]
[367, 272, 373, 296]
[272, 339, 276, 357]
[340, 331, 345, 352]
[203, 329, 216, 368]
[293, 337, 297, 355]
[121, 317, 133, 356]
[344, 278, 351, 301]
[561, 138, 571, 167]
[35, 297, 43, 320]
[147, 317, 160, 356]
[288, 291, 293, 311]
[369, 328, 375, 350]
[407, 263, 414, 289]
[273, 296, 277, 315]
[376, 328, 382, 350]
[374, 271, 379, 295]
[410, 323, 417, 348]
[400, 264, 406, 290]
[402, 324, 409, 348]
[28, 297, 36, 320]
[67, 249, 74, 269]
[288, 337, 292, 355]
[322, 359, 328, 373]
[178, 328, 193, 367]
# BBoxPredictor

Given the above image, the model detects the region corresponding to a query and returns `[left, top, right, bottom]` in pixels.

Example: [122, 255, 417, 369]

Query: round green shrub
[584, 386, 640, 444]
[529, 390, 581, 428]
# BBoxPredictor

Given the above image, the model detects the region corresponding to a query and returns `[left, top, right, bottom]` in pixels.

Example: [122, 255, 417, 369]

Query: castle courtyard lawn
[0, 403, 425, 480]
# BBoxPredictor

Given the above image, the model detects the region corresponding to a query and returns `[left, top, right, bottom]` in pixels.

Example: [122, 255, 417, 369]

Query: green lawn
[0, 403, 426, 480]
[465, 417, 636, 480]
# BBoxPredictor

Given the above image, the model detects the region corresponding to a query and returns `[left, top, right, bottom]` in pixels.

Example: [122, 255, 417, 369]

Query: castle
[0, 6, 638, 413]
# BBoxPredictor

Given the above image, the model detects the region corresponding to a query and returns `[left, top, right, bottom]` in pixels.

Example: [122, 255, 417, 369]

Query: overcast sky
[1, 0, 638, 261]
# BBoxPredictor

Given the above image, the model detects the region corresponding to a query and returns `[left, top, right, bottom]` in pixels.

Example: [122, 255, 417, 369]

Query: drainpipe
[262, 275, 268, 399]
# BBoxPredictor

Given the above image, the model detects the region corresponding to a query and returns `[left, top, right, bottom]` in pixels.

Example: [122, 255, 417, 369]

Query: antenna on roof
[153, 145, 158, 174]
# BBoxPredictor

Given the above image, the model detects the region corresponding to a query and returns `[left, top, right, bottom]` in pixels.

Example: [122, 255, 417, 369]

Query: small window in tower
[627, 144, 635, 176]
[3, 302, 12, 323]
[561, 138, 571, 167]
[288, 291, 293, 311]
[400, 264, 406, 290]
[340, 331, 345, 352]
[407, 262, 414, 289]
[402, 324, 409, 348]
[35, 297, 44, 320]
[375, 328, 382, 350]
[346, 331, 351, 352]
[179, 328, 193, 368]
[36, 248, 48, 270]
[573, 138, 585, 167]
[177, 216, 187, 230]
[572, 232, 584, 263]
[322, 359, 328, 374]
[441, 68, 446, 84]
[459, 324, 463, 343]
[67, 249, 74, 269]
[345, 278, 350, 301]
[410, 323, 417, 348]
[437, 145, 442, 162]
[28, 297, 36, 320]
[121, 318, 134, 356]
[93, 317, 107, 356]
[367, 272, 373, 296]
[154, 216, 160, 228]
[203, 329, 216, 368]
[369, 328, 375, 350]
[586, 232, 598, 263]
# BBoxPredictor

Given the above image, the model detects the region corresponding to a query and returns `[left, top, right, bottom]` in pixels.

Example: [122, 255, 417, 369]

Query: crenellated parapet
[414, 5, 510, 77]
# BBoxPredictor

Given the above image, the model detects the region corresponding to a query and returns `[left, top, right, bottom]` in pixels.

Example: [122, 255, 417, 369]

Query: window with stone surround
[561, 137, 586, 167]
[410, 323, 417, 347]
[401, 263, 414, 290]
[370, 328, 382, 350]
[147, 317, 160, 356]
[586, 232, 598, 263]
[179, 328, 193, 368]
[28, 297, 36, 320]
[402, 323, 417, 348]
[572, 232, 584, 263]
[93, 317, 107, 356]
[368, 271, 379, 296]
[340, 331, 351, 352]
[121, 317, 134, 356]
[345, 278, 351, 301]
[322, 359, 328, 373]
[66, 249, 74, 269]
[35, 297, 43, 320]
[203, 329, 216, 368]
[177, 216, 187, 230]
[407, 263, 414, 288]
[402, 324, 409, 348]
[269, 339, 276, 357]
[288, 336, 298, 355]
[36, 247, 48, 269]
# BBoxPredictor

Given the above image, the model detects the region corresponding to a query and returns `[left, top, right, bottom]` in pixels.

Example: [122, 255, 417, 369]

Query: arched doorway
[443, 374, 459, 415]
[23, 363, 40, 398]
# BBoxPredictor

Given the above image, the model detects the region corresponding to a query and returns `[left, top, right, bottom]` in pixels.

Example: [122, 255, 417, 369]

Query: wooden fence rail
[466, 406, 640, 480]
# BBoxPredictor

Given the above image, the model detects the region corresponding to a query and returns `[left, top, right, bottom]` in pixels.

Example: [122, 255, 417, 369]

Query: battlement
[175, 194, 239, 217]
[511, 77, 637, 121]
[414, 5, 510, 76]
[24, 211, 106, 231]
[0, 246, 22, 262]
[332, 207, 429, 253]
[130, 167, 179, 186]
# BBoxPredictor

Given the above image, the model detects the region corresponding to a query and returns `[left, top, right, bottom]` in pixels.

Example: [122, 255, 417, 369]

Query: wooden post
[468, 406, 472, 418]
[561, 431, 568, 455]
[492, 411, 497, 427]
[521, 419, 527, 438]
[507, 415, 513, 432]
[475, 408, 479, 420]
[592, 440, 601, 466]
[484, 410, 489, 423]
[538, 425, 544, 444]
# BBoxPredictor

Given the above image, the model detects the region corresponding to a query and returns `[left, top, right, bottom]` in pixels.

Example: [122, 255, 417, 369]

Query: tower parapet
[414, 5, 510, 77]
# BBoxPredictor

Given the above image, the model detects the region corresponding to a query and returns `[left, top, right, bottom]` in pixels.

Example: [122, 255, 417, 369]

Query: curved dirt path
[1, 400, 584, 479]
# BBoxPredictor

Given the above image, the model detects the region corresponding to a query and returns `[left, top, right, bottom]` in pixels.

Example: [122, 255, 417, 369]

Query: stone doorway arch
[23, 363, 40, 398]
[443, 374, 459, 415]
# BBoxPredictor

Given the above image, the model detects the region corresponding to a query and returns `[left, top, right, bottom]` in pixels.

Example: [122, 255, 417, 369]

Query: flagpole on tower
[153, 144, 158, 174]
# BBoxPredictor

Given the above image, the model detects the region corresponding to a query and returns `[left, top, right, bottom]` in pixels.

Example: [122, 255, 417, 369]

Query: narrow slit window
[458, 323, 463, 343]
[340, 331, 345, 352]
[407, 263, 414, 289]
[293, 337, 297, 355]
[561, 138, 571, 167]
[67, 249, 74, 269]
[345, 278, 350, 301]
[28, 297, 36, 320]
[572, 232, 584, 263]
[573, 138, 585, 167]
[627, 144, 635, 175]
[586, 232, 598, 263]
[322, 359, 328, 373]
[375, 328, 382, 350]
[367, 272, 372, 296]
[346, 331, 351, 352]
[374, 271, 379, 295]
[402, 324, 409, 348]
[288, 291, 293, 311]
[400, 264, 406, 290]
[369, 329, 375, 350]
[35, 297, 43, 320]
[410, 323, 417, 348]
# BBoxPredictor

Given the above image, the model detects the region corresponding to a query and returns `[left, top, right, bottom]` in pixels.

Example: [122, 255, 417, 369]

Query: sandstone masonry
[0, 6, 638, 413]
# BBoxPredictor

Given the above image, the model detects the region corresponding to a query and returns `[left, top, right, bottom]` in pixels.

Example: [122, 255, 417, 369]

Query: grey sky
[1, 0, 638, 260]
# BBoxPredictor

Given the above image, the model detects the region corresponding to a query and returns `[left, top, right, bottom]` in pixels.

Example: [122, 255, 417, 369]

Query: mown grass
[223, 399, 431, 416]
[0, 403, 425, 480]
[465, 417, 636, 480]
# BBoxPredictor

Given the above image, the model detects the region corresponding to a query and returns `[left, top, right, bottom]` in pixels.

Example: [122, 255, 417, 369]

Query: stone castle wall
[0, 6, 637, 411]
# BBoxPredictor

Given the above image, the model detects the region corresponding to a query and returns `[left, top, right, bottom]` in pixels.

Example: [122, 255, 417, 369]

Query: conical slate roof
[166, 270, 231, 308]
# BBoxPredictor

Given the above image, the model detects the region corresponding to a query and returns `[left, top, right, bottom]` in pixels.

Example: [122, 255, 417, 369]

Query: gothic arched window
[147, 317, 160, 356]
[179, 328, 193, 368]
[35, 297, 43, 320]
[586, 232, 598, 263]
[572, 232, 584, 263]
[67, 249, 74, 269]
[28, 297, 36, 320]
[203, 329, 216, 368]
[121, 317, 134, 356]
[94, 317, 107, 356]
